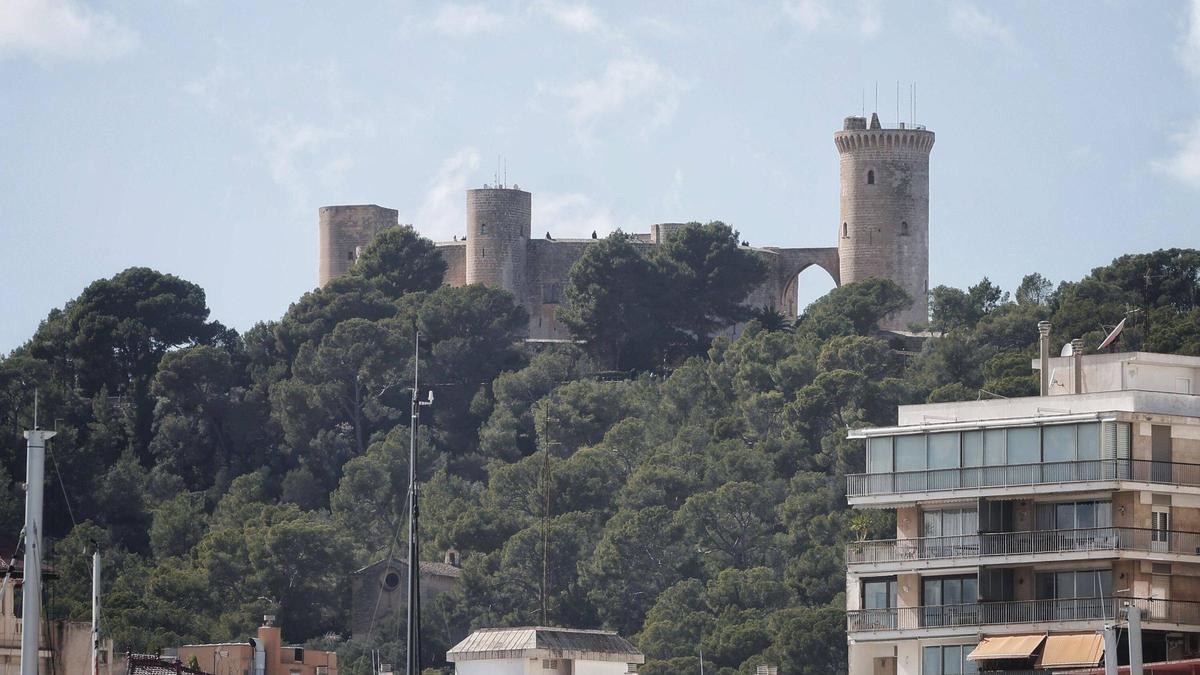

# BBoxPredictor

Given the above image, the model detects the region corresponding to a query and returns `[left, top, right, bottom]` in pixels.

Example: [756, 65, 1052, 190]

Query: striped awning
[1038, 633, 1105, 669]
[967, 634, 1046, 660]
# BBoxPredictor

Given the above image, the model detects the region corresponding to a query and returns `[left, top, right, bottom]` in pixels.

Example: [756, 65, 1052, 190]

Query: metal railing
[847, 458, 1200, 497]
[847, 597, 1200, 633]
[846, 526, 1200, 565]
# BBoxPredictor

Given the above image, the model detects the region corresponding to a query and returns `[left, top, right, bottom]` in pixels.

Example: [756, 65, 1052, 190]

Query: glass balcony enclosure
[865, 422, 1110, 475]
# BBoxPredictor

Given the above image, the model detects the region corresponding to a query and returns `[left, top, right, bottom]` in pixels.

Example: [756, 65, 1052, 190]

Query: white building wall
[849, 642, 896, 675]
[574, 659, 635, 675]
[896, 640, 922, 675]
[455, 657, 531, 675]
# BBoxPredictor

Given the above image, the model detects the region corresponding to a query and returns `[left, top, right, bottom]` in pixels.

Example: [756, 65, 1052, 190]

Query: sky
[2, 0, 1200, 353]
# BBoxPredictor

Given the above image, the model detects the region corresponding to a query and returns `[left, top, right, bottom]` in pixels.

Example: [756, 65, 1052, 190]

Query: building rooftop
[352, 557, 461, 578]
[446, 626, 644, 663]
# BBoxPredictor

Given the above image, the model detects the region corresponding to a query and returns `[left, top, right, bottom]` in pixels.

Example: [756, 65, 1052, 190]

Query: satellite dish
[1097, 317, 1126, 351]
[1061, 342, 1074, 357]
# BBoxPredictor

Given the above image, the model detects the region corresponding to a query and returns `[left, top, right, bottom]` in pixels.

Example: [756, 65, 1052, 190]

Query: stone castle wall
[318, 205, 398, 286]
[835, 115, 934, 331]
[320, 116, 934, 335]
[465, 188, 530, 295]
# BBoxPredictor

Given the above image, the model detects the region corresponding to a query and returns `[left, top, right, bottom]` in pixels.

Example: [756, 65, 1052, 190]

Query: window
[895, 434, 927, 471]
[921, 508, 978, 538]
[868, 436, 893, 473]
[1035, 568, 1111, 600]
[842, 222, 849, 238]
[867, 170, 875, 185]
[1043, 425, 1076, 462]
[863, 578, 897, 609]
[1034, 500, 1112, 531]
[382, 570, 401, 591]
[923, 645, 979, 674]
[346, 250, 355, 261]
[923, 575, 978, 628]
[900, 221, 910, 236]
[928, 432, 959, 469]
[480, 223, 487, 234]
[1007, 427, 1040, 464]
[1153, 509, 1170, 543]
[923, 575, 977, 606]
[1078, 423, 1101, 459]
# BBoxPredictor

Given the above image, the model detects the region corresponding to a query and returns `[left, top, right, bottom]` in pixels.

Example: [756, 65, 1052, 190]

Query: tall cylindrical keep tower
[835, 113, 935, 331]
[465, 187, 531, 297]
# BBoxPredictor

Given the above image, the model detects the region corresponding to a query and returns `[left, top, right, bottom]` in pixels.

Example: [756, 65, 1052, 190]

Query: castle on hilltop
[318, 113, 934, 337]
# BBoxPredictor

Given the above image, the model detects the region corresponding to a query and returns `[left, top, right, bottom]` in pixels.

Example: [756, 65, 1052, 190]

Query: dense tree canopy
[0, 244, 1196, 674]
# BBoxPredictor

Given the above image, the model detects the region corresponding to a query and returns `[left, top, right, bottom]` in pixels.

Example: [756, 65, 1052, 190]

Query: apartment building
[845, 330, 1200, 674]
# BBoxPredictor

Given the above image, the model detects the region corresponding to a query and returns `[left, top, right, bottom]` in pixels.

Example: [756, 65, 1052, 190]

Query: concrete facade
[0, 564, 121, 675]
[318, 114, 935, 336]
[180, 621, 337, 675]
[845, 348, 1200, 675]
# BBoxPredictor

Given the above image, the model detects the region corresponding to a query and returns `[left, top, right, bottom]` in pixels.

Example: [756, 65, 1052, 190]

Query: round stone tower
[465, 187, 531, 297]
[835, 113, 935, 331]
[318, 204, 399, 287]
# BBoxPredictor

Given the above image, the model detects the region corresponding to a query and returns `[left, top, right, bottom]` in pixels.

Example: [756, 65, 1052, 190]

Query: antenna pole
[405, 330, 423, 675]
[21, 427, 53, 675]
[541, 412, 552, 626]
[92, 551, 101, 675]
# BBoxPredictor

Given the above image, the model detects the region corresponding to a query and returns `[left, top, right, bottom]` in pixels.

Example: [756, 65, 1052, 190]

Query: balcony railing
[847, 597, 1200, 634]
[847, 458, 1200, 498]
[846, 527, 1200, 565]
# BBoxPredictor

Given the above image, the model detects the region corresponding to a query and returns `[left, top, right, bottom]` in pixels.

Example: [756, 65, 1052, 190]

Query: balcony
[847, 458, 1200, 504]
[847, 527, 1200, 572]
[847, 597, 1200, 639]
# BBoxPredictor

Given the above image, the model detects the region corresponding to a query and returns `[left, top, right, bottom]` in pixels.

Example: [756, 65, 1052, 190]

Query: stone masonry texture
[318, 116, 935, 336]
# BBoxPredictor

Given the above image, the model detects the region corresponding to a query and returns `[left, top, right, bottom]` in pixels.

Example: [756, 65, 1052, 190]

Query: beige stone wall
[318, 205, 398, 286]
[439, 242, 467, 287]
[835, 120, 934, 331]
[465, 188, 530, 295]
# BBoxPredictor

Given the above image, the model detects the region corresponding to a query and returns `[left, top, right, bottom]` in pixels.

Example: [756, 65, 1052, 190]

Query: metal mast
[92, 551, 101, 675]
[21, 425, 54, 675]
[406, 331, 431, 675]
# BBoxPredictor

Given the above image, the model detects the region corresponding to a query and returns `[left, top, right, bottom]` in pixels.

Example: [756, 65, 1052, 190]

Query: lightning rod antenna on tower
[896, 80, 899, 125]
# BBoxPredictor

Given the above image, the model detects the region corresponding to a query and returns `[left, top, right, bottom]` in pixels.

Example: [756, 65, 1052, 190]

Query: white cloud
[1179, 0, 1200, 76]
[183, 60, 244, 112]
[534, 0, 605, 35]
[416, 148, 481, 238]
[1153, 117, 1200, 190]
[661, 169, 684, 215]
[781, 0, 832, 32]
[0, 0, 136, 62]
[534, 192, 615, 238]
[780, 0, 881, 38]
[431, 3, 506, 37]
[857, 1, 882, 37]
[553, 56, 686, 148]
[947, 1, 1018, 53]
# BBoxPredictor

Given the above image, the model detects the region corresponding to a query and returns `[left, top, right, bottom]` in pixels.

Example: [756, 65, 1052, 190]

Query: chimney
[1038, 321, 1052, 396]
[1071, 339, 1085, 394]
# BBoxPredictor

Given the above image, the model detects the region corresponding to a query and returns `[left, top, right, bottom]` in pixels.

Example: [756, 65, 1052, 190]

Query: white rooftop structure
[447, 626, 644, 675]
